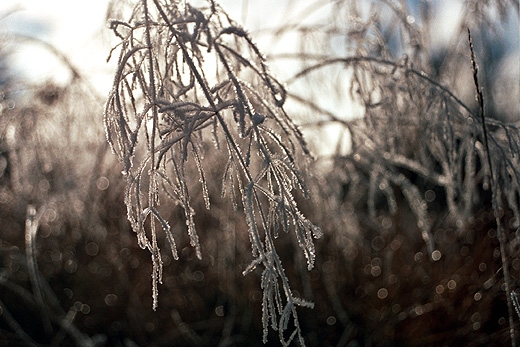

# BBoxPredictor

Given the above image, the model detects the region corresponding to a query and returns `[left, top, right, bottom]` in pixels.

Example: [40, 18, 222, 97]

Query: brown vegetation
[0, 0, 519, 346]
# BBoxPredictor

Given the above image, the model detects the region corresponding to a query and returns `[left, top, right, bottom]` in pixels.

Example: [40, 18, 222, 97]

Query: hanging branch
[104, 0, 321, 344]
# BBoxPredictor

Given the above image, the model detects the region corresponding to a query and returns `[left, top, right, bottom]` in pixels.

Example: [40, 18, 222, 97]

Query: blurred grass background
[0, 0, 519, 346]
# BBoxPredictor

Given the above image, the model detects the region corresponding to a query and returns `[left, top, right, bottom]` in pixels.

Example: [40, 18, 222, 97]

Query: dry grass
[0, 0, 519, 346]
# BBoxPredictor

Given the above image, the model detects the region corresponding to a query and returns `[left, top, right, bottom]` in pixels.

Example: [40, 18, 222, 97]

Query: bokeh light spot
[377, 288, 388, 299]
[96, 176, 110, 190]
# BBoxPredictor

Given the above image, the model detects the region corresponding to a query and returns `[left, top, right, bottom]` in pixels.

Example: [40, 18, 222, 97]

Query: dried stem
[468, 28, 516, 347]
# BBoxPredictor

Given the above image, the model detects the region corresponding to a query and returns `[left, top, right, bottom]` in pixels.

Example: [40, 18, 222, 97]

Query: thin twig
[468, 28, 516, 347]
[25, 204, 52, 335]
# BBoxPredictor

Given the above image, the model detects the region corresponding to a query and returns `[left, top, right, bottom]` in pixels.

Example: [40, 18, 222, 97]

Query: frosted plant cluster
[104, 0, 321, 344]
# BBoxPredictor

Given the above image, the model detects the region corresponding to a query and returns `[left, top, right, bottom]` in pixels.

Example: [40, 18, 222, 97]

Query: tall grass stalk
[469, 28, 516, 347]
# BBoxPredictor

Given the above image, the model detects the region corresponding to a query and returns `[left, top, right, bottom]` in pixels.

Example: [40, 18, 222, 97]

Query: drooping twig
[468, 28, 516, 347]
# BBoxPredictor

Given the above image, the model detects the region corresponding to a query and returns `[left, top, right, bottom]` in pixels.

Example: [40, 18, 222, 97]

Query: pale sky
[0, 0, 517, 152]
[0, 0, 288, 93]
[1, 0, 114, 92]
[0, 0, 469, 92]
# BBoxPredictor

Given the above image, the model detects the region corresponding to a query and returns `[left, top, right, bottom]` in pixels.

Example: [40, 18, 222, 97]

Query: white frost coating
[105, 0, 320, 344]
